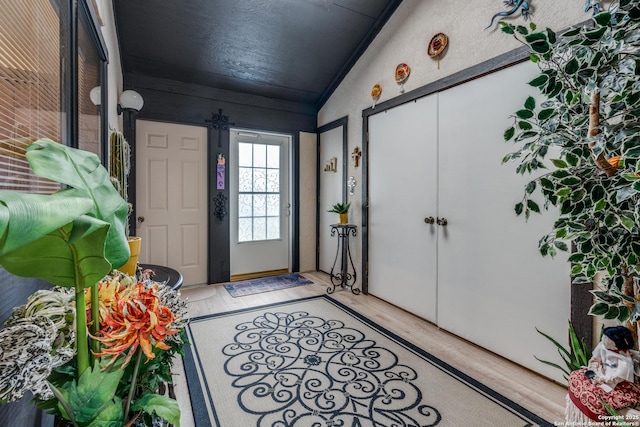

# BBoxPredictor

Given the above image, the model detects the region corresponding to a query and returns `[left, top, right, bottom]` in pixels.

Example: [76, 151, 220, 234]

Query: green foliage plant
[328, 202, 351, 214]
[501, 1, 640, 332]
[0, 140, 182, 425]
[535, 323, 592, 379]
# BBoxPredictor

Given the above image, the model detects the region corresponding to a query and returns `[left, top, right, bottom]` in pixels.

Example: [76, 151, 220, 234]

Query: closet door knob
[437, 217, 448, 226]
[424, 216, 435, 224]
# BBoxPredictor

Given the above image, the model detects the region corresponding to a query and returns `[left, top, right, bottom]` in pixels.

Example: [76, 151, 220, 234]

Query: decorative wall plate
[395, 63, 411, 84]
[371, 83, 382, 109]
[428, 33, 448, 70]
[428, 32, 448, 57]
[395, 63, 410, 93]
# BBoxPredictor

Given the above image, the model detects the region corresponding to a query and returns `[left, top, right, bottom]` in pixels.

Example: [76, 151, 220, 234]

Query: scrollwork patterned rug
[183, 296, 551, 426]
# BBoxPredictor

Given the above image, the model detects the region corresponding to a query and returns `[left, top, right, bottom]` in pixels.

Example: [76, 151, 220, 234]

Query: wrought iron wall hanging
[206, 108, 234, 147]
[214, 192, 227, 221]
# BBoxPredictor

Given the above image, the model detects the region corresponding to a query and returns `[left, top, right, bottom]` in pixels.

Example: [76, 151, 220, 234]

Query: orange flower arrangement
[89, 279, 180, 367]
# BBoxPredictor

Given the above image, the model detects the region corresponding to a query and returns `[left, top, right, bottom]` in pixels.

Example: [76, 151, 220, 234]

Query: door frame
[229, 127, 294, 276]
[316, 116, 348, 271]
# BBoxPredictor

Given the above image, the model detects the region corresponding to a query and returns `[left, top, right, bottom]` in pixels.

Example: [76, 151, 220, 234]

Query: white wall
[318, 0, 589, 288]
[93, 0, 123, 132]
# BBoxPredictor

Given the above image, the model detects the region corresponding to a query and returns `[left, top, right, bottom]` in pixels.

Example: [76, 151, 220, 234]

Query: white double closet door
[368, 62, 570, 381]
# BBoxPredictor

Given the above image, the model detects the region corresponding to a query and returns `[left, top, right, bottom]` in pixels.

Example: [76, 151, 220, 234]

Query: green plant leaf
[584, 27, 607, 41]
[501, 25, 515, 35]
[85, 397, 124, 427]
[516, 108, 534, 119]
[590, 303, 609, 316]
[527, 199, 541, 213]
[594, 198, 606, 212]
[525, 181, 536, 194]
[531, 40, 550, 54]
[26, 139, 130, 268]
[515, 202, 524, 216]
[546, 28, 557, 45]
[554, 240, 569, 251]
[605, 306, 620, 320]
[0, 192, 92, 255]
[131, 393, 181, 427]
[593, 12, 612, 26]
[504, 127, 515, 141]
[525, 32, 547, 43]
[568, 253, 586, 263]
[550, 159, 568, 168]
[67, 362, 124, 424]
[518, 121, 533, 130]
[621, 215, 635, 231]
[0, 216, 111, 288]
[537, 108, 555, 121]
[529, 74, 549, 87]
[561, 27, 582, 38]
[524, 96, 536, 111]
[564, 58, 580, 75]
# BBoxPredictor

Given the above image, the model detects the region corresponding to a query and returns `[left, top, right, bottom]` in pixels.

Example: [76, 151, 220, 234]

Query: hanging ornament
[428, 33, 448, 70]
[395, 63, 410, 94]
[370, 84, 382, 109]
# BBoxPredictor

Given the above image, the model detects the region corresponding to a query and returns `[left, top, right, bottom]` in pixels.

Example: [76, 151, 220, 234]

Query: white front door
[135, 120, 208, 286]
[230, 130, 291, 276]
[368, 95, 439, 323]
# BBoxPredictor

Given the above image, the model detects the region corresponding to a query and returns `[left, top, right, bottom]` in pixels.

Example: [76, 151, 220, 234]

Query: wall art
[485, 0, 531, 30]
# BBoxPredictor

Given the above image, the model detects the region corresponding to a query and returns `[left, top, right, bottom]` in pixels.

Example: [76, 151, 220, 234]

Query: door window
[237, 142, 281, 242]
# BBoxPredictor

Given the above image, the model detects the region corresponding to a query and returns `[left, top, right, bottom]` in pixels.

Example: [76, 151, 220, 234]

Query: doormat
[183, 295, 552, 426]
[223, 273, 313, 297]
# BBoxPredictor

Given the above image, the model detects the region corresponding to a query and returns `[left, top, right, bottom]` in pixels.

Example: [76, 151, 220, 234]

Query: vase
[339, 213, 348, 224]
[119, 236, 142, 276]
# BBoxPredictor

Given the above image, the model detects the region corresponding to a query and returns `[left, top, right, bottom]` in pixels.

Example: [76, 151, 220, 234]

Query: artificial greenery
[501, 1, 640, 325]
[328, 202, 351, 214]
[535, 323, 592, 379]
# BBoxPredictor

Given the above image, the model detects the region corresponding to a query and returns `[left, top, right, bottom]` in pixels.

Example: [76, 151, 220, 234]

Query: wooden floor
[172, 271, 567, 426]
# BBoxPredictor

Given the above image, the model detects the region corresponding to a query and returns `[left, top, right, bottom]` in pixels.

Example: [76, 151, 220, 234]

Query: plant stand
[327, 224, 360, 295]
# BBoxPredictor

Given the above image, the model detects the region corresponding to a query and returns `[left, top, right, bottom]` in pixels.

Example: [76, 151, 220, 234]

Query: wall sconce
[117, 90, 144, 115]
[117, 90, 144, 129]
[89, 86, 101, 106]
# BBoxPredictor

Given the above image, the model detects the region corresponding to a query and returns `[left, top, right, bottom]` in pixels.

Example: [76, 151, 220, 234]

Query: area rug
[223, 273, 313, 297]
[183, 295, 552, 426]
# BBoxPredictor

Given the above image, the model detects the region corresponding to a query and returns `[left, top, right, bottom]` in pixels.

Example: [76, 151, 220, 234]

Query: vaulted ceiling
[113, 0, 402, 110]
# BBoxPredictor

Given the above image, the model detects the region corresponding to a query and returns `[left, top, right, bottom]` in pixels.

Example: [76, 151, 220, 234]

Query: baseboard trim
[230, 268, 289, 282]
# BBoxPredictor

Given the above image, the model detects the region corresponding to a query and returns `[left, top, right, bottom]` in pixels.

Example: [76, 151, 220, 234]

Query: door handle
[437, 217, 448, 226]
[137, 216, 145, 223]
[424, 216, 435, 224]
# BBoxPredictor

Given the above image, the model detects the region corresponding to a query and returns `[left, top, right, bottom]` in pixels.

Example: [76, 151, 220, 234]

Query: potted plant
[328, 202, 351, 224]
[500, 4, 640, 337]
[108, 130, 140, 276]
[0, 139, 185, 426]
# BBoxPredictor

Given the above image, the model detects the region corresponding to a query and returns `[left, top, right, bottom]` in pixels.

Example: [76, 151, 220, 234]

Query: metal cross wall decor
[206, 109, 235, 147]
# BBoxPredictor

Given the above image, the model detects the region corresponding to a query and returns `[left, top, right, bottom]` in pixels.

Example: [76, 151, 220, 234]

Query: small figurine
[586, 325, 637, 392]
[584, 0, 603, 15]
[485, 0, 531, 30]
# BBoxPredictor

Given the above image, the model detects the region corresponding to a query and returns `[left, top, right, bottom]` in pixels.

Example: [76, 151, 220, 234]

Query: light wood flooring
[171, 271, 567, 426]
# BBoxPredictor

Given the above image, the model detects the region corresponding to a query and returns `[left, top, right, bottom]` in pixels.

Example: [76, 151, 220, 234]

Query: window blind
[0, 0, 61, 193]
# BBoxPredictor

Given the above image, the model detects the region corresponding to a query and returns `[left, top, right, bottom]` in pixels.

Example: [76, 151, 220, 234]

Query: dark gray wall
[125, 73, 316, 283]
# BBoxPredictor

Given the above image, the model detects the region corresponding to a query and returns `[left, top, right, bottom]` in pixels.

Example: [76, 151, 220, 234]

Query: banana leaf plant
[500, 1, 640, 341]
[0, 138, 130, 375]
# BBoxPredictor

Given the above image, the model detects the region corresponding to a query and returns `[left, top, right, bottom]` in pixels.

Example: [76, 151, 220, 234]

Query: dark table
[139, 264, 183, 290]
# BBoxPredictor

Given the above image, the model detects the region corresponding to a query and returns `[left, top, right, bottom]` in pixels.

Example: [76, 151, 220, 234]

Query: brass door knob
[437, 217, 448, 226]
[137, 216, 145, 223]
[424, 216, 435, 224]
